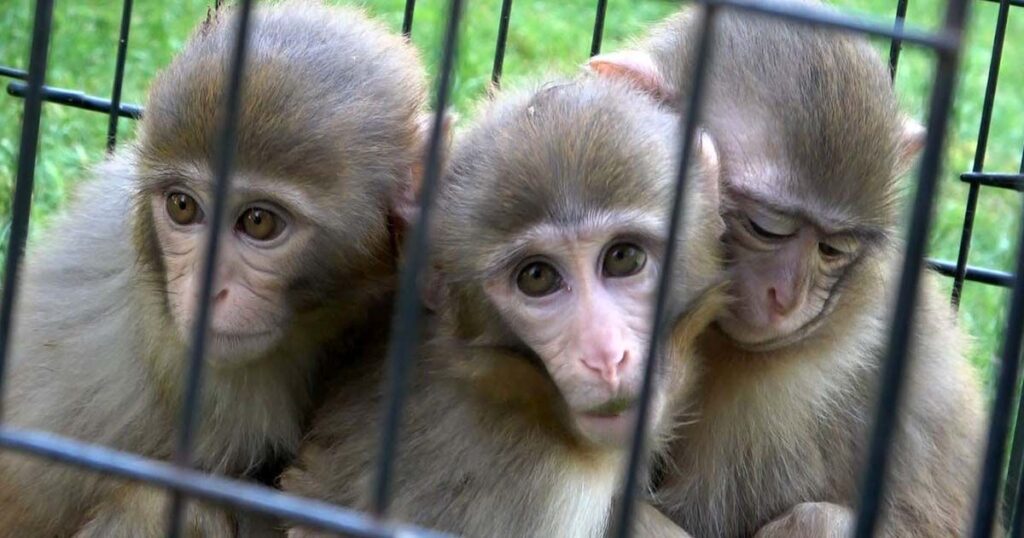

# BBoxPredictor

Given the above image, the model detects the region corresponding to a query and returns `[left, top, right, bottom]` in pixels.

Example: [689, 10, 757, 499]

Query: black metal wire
[165, 1, 255, 536]
[0, 426, 452, 538]
[402, 0, 416, 37]
[105, 0, 134, 152]
[611, 6, 715, 538]
[6, 82, 143, 118]
[853, 1, 970, 535]
[0, 0, 54, 420]
[962, 172, 1024, 191]
[707, 0, 957, 50]
[589, 0, 608, 56]
[887, 0, 910, 79]
[927, 258, 1014, 288]
[0, 66, 28, 80]
[372, 0, 463, 518]
[490, 0, 514, 87]
[951, 0, 1011, 310]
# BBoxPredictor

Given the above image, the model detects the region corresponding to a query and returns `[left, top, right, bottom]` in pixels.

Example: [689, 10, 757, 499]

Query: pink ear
[587, 50, 673, 102]
[693, 129, 721, 207]
[393, 110, 458, 227]
[896, 116, 926, 175]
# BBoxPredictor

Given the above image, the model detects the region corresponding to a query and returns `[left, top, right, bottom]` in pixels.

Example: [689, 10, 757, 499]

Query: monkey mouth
[582, 397, 636, 418]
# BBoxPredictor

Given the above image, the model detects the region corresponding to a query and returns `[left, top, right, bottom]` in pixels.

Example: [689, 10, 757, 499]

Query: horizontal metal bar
[0, 426, 451, 538]
[6, 81, 142, 118]
[0, 66, 28, 80]
[961, 171, 1024, 191]
[980, 0, 1024, 7]
[706, 0, 959, 52]
[928, 258, 1014, 287]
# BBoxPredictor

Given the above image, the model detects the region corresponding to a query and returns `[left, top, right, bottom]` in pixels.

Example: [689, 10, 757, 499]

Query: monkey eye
[818, 242, 846, 258]
[237, 207, 284, 241]
[166, 192, 202, 225]
[747, 217, 795, 240]
[603, 242, 647, 277]
[516, 261, 562, 297]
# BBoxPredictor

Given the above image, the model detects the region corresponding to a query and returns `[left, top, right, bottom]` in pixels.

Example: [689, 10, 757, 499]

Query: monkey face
[480, 216, 670, 447]
[147, 172, 327, 366]
[716, 193, 864, 351]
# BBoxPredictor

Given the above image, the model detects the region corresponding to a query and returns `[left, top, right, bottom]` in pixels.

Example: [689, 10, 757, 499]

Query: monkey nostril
[214, 289, 229, 303]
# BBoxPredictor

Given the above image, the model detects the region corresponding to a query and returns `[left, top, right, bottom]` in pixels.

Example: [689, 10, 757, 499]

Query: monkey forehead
[441, 78, 682, 237]
[138, 2, 426, 194]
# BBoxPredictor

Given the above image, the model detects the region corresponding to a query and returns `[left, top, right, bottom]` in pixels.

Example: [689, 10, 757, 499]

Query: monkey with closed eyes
[590, 2, 986, 537]
[0, 2, 431, 535]
[281, 75, 727, 538]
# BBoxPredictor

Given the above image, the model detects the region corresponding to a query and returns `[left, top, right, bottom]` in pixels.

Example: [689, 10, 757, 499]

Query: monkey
[589, 3, 987, 537]
[0, 1, 430, 535]
[280, 75, 728, 538]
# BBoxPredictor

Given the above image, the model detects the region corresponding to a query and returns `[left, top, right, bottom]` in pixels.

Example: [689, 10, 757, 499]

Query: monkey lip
[574, 398, 640, 444]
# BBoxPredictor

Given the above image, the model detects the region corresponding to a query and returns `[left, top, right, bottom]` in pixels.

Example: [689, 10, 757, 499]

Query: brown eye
[238, 207, 283, 241]
[603, 243, 647, 277]
[516, 261, 562, 297]
[166, 192, 200, 225]
[819, 242, 844, 258]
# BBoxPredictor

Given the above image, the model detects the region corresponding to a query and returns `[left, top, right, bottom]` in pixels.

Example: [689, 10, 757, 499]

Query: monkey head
[589, 11, 926, 352]
[434, 77, 723, 447]
[131, 2, 428, 365]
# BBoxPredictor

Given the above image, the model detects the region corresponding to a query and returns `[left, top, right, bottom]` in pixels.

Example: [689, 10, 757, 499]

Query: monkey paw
[753, 502, 855, 538]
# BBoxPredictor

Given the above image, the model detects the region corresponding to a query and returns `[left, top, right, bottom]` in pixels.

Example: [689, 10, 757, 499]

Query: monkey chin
[573, 408, 640, 448]
[715, 312, 829, 353]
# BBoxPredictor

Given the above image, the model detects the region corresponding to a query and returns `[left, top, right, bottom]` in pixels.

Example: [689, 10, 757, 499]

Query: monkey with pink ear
[589, 1, 986, 537]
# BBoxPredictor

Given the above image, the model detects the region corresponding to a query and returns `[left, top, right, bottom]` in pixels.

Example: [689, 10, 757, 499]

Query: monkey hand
[73, 485, 236, 538]
[753, 502, 855, 538]
[635, 501, 695, 538]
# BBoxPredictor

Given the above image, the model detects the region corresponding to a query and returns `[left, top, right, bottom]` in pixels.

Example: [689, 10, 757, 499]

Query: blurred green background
[0, 0, 1021, 382]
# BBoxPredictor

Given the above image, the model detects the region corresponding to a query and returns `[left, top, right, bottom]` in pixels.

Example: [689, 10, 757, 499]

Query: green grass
[1, 0, 1021, 379]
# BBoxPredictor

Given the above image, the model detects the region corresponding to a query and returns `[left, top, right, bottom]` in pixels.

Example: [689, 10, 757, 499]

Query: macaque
[281, 76, 726, 537]
[0, 2, 428, 535]
[590, 2, 987, 537]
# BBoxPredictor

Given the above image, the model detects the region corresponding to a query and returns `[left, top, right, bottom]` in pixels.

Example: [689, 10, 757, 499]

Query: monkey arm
[752, 502, 854, 538]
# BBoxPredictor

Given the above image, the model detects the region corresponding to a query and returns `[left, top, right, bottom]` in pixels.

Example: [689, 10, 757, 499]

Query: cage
[0, 0, 1022, 536]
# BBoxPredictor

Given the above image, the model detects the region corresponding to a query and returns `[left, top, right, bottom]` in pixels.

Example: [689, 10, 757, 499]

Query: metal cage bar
[855, 1, 970, 535]
[105, 0, 133, 151]
[165, 1, 256, 535]
[0, 0, 54, 417]
[5, 82, 143, 118]
[372, 0, 464, 518]
[490, 0, 514, 87]
[589, 0, 608, 56]
[887, 0, 910, 78]
[402, 0, 416, 37]
[612, 6, 717, 537]
[951, 0, 1013, 309]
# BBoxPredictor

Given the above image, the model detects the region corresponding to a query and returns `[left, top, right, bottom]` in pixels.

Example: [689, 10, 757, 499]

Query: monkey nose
[582, 350, 629, 390]
[768, 287, 799, 316]
[213, 288, 229, 303]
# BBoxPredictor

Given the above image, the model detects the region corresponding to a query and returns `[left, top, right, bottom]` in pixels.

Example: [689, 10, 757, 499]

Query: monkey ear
[586, 51, 674, 102]
[895, 116, 926, 176]
[692, 128, 721, 205]
[393, 110, 458, 227]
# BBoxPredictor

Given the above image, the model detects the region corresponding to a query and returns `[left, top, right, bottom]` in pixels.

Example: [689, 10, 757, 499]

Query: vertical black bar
[950, 0, 1011, 309]
[106, 0, 134, 152]
[371, 0, 463, 517]
[612, 6, 715, 538]
[490, 0, 514, 87]
[106, 0, 134, 150]
[852, 0, 970, 535]
[402, 0, 416, 37]
[0, 0, 55, 418]
[887, 0, 909, 79]
[589, 0, 608, 56]
[165, 1, 255, 536]
[973, 202, 1024, 538]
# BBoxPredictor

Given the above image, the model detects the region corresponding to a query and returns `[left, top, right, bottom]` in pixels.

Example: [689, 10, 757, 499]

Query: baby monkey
[281, 76, 725, 537]
[591, 2, 986, 537]
[0, 1, 428, 535]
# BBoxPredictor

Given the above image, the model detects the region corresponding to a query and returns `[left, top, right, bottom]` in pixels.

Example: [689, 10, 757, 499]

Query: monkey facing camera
[282, 75, 726, 537]
[592, 1, 988, 536]
[0, 1, 431, 535]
